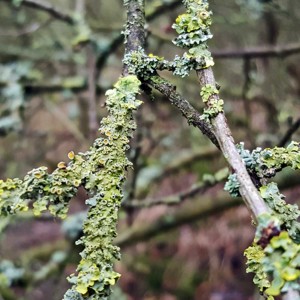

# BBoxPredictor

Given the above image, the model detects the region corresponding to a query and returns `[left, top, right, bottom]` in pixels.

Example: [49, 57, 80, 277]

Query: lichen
[123, 46, 211, 78]
[246, 231, 300, 299]
[260, 183, 300, 242]
[0, 75, 142, 299]
[199, 84, 224, 121]
[172, 0, 213, 48]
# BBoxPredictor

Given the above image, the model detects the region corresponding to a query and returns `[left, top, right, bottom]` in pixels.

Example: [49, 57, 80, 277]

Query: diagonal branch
[2, 0, 75, 24]
[278, 117, 300, 147]
[196, 67, 269, 218]
[146, 74, 219, 148]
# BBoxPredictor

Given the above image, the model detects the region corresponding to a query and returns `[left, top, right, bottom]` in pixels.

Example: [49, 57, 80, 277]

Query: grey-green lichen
[171, 0, 214, 71]
[259, 142, 300, 178]
[234, 141, 300, 297]
[260, 183, 300, 242]
[224, 173, 240, 197]
[123, 46, 212, 78]
[199, 84, 224, 121]
[122, 0, 215, 79]
[0, 75, 142, 299]
[172, 0, 213, 48]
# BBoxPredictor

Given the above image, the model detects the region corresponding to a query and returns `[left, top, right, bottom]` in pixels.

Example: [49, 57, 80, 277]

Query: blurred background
[0, 0, 299, 299]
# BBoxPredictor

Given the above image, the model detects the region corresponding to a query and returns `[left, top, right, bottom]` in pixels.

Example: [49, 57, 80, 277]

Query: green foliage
[0, 75, 142, 299]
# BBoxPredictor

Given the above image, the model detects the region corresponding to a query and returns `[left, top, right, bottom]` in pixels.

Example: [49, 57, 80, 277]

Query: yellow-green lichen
[0, 75, 142, 300]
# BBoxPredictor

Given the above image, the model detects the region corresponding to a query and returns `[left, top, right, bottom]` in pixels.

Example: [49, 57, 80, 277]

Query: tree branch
[2, 0, 75, 24]
[146, 75, 219, 148]
[124, 170, 227, 208]
[196, 67, 269, 219]
[116, 171, 300, 248]
[213, 43, 300, 59]
[278, 117, 300, 147]
[116, 193, 240, 248]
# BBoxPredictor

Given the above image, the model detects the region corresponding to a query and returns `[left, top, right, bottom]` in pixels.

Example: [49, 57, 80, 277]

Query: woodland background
[0, 0, 300, 299]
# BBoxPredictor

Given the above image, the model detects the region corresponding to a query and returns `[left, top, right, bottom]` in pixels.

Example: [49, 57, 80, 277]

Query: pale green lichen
[122, 0, 215, 78]
[244, 243, 271, 294]
[123, 47, 211, 78]
[0, 75, 142, 299]
[172, 0, 214, 70]
[199, 84, 224, 121]
[259, 142, 300, 177]
[172, 0, 213, 48]
[260, 183, 300, 242]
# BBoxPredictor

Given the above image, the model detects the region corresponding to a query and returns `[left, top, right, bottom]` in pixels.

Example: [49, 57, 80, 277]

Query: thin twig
[212, 43, 300, 59]
[2, 0, 75, 24]
[146, 75, 219, 148]
[86, 44, 98, 139]
[124, 175, 224, 209]
[278, 117, 300, 147]
[116, 193, 241, 248]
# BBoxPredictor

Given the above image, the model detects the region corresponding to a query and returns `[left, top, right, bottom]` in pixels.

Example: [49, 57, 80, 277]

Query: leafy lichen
[246, 231, 300, 299]
[0, 75, 142, 299]
[199, 84, 224, 121]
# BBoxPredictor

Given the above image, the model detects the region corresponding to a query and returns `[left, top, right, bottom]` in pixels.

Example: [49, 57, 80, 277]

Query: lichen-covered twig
[146, 75, 219, 148]
[196, 67, 269, 218]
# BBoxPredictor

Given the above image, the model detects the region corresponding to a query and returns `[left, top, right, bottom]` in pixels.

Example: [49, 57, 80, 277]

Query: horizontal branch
[125, 170, 226, 208]
[116, 193, 240, 248]
[2, 0, 75, 24]
[213, 43, 300, 59]
[116, 172, 300, 248]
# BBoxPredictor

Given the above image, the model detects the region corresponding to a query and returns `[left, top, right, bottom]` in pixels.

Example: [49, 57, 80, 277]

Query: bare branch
[2, 0, 75, 24]
[278, 117, 300, 147]
[213, 43, 300, 59]
[116, 193, 240, 248]
[124, 174, 225, 208]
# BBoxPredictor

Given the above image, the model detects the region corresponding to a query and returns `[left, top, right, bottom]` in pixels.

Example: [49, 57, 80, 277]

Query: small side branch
[278, 117, 300, 147]
[116, 193, 241, 248]
[2, 0, 75, 24]
[146, 75, 219, 148]
[213, 43, 300, 59]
